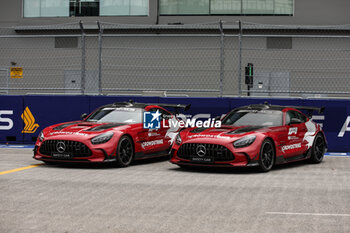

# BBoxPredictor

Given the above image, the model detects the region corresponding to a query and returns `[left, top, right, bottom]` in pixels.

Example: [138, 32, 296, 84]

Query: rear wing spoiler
[112, 100, 191, 112]
[287, 106, 325, 116]
[156, 103, 191, 112]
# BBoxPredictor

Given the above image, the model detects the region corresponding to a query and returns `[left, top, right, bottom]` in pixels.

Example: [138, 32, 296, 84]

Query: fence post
[219, 20, 225, 97]
[238, 20, 242, 96]
[97, 21, 103, 95]
[79, 21, 86, 95]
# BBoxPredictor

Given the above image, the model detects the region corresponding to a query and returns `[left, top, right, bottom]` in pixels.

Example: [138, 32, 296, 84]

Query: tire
[258, 139, 275, 172]
[309, 134, 326, 164]
[115, 136, 134, 167]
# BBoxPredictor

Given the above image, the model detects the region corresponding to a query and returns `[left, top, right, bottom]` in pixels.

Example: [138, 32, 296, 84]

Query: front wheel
[309, 134, 326, 164]
[116, 136, 134, 167]
[258, 139, 275, 172]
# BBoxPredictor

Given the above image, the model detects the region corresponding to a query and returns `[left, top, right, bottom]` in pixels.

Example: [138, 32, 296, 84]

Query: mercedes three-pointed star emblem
[196, 144, 206, 157]
[56, 141, 66, 153]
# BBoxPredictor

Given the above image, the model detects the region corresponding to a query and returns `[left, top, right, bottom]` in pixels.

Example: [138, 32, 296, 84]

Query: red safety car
[170, 104, 327, 172]
[33, 101, 189, 167]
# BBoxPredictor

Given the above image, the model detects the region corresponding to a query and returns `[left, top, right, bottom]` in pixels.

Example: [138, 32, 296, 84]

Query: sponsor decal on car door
[142, 108, 169, 152]
[283, 111, 307, 158]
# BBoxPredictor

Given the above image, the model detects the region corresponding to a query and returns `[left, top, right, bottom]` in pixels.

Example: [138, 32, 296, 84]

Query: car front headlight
[91, 132, 114, 145]
[233, 135, 256, 148]
[38, 131, 44, 142]
[175, 133, 182, 145]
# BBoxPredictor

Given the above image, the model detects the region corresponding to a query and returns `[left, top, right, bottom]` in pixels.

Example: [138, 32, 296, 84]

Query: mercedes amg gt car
[170, 104, 327, 172]
[33, 101, 189, 167]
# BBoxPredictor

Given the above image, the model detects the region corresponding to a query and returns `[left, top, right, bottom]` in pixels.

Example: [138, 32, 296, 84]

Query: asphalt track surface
[0, 148, 349, 233]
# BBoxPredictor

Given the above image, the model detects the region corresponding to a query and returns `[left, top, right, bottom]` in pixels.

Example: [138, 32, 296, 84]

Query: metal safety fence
[0, 21, 350, 97]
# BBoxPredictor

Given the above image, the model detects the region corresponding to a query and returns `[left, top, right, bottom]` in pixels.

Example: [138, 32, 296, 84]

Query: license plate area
[52, 153, 72, 159]
[190, 156, 214, 163]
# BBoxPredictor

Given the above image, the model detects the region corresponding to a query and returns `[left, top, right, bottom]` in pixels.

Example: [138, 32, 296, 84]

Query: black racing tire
[309, 133, 326, 164]
[258, 139, 275, 172]
[115, 135, 134, 167]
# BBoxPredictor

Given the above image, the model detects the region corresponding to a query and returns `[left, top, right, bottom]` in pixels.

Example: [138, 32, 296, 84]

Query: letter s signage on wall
[0, 110, 13, 130]
[0, 96, 24, 142]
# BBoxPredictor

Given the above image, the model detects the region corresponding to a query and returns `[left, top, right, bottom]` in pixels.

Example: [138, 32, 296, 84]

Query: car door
[282, 110, 307, 158]
[141, 107, 171, 154]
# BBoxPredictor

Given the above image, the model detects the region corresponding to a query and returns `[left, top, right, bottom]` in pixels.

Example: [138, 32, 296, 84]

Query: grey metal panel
[251, 71, 270, 97]
[250, 71, 290, 97]
[64, 70, 99, 94]
[270, 72, 290, 97]
[64, 70, 81, 94]
[0, 68, 9, 94]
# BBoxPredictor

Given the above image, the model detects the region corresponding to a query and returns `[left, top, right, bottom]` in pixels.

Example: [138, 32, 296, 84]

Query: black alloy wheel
[258, 139, 275, 172]
[310, 134, 325, 164]
[116, 136, 134, 167]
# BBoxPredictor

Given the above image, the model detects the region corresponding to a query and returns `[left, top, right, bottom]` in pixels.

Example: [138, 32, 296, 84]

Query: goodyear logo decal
[21, 107, 39, 133]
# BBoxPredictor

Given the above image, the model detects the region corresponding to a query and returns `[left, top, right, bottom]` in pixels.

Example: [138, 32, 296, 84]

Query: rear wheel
[309, 134, 325, 164]
[258, 139, 275, 172]
[116, 136, 134, 167]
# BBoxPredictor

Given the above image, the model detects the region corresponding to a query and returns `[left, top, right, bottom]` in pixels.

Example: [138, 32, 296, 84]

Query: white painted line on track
[326, 152, 350, 157]
[266, 212, 350, 217]
[0, 145, 34, 149]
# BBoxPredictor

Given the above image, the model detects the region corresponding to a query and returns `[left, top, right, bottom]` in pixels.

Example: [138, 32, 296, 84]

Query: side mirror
[289, 118, 303, 125]
[80, 113, 88, 120]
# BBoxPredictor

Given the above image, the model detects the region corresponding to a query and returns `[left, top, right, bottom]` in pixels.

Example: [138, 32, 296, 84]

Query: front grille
[39, 140, 92, 157]
[177, 143, 234, 162]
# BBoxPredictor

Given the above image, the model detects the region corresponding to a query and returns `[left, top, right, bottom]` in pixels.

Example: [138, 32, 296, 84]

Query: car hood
[183, 125, 267, 140]
[46, 121, 127, 135]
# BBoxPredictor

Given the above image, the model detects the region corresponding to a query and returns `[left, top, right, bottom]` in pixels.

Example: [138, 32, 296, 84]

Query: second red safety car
[170, 103, 327, 172]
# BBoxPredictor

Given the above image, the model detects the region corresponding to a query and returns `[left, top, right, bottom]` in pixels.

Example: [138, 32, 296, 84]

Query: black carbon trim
[85, 123, 125, 131]
[53, 122, 80, 130]
[227, 126, 265, 134]
[190, 127, 208, 133]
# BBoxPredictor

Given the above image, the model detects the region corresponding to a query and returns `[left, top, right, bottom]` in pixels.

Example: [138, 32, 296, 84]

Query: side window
[286, 111, 295, 125]
[286, 111, 306, 125]
[295, 111, 307, 123]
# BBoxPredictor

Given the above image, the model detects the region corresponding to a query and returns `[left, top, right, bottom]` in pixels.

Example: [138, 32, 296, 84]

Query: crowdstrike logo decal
[141, 139, 163, 149]
[281, 143, 301, 153]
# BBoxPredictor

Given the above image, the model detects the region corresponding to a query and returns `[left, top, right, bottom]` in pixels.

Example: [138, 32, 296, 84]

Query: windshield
[221, 110, 282, 127]
[86, 107, 142, 123]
